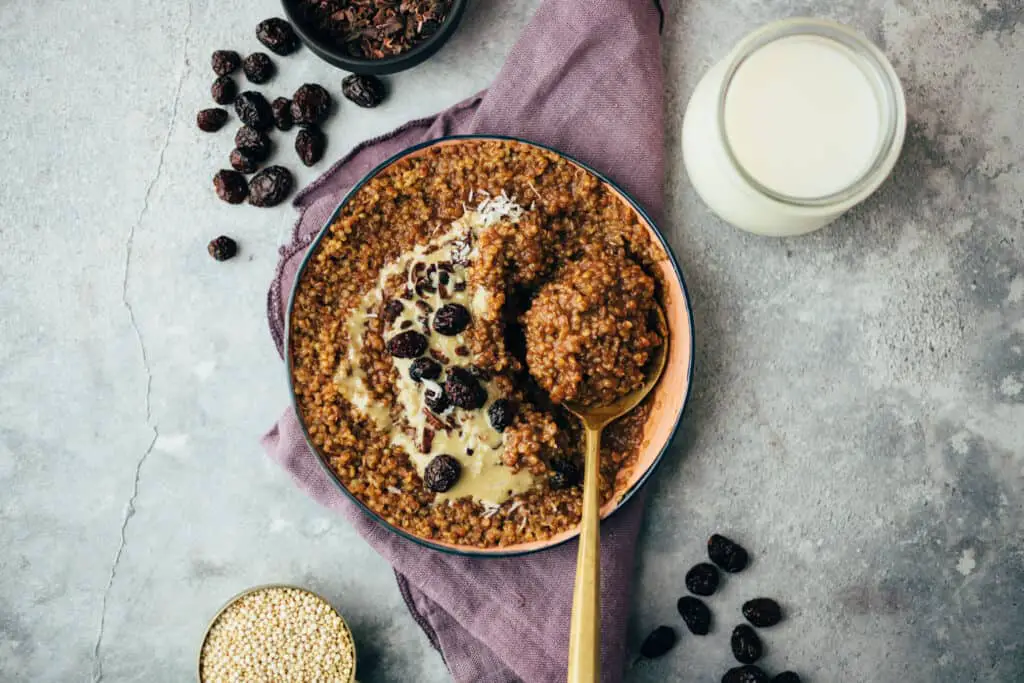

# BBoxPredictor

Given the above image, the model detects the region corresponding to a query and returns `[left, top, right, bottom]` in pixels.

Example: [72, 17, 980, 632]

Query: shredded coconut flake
[386, 486, 402, 495]
[476, 191, 525, 226]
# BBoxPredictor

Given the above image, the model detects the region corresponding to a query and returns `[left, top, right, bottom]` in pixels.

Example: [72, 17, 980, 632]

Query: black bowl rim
[281, 0, 468, 76]
[285, 134, 696, 558]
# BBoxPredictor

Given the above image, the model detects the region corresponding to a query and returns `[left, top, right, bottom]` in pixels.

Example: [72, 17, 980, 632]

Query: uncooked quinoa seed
[200, 587, 355, 682]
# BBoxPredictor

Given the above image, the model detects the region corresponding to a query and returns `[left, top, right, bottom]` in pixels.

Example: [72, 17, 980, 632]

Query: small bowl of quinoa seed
[199, 584, 357, 682]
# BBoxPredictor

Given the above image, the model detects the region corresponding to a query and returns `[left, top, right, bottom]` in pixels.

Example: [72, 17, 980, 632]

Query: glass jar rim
[715, 18, 907, 209]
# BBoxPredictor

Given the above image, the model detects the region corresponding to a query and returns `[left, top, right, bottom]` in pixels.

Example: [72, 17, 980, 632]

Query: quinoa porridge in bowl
[287, 137, 693, 555]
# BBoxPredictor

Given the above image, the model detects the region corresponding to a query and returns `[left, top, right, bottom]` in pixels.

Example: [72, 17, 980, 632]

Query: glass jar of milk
[682, 18, 906, 236]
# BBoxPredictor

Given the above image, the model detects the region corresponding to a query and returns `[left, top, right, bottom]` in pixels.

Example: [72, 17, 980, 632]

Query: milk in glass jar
[681, 18, 906, 236]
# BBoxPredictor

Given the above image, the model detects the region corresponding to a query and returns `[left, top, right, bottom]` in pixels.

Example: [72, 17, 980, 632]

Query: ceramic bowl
[286, 135, 695, 556]
[281, 0, 468, 76]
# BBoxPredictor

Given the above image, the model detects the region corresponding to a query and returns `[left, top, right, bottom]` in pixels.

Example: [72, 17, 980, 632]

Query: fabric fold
[263, 1, 667, 680]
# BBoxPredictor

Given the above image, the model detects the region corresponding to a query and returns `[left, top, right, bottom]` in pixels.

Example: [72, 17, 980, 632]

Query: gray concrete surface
[0, 0, 1021, 681]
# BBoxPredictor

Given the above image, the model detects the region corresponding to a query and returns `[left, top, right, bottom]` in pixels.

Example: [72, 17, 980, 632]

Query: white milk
[682, 19, 906, 236]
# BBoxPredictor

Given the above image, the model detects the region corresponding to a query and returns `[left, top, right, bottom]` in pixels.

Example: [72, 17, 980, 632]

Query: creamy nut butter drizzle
[334, 194, 534, 507]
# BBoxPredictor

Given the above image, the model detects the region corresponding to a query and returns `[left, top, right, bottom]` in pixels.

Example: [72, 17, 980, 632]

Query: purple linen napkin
[262, 1, 666, 680]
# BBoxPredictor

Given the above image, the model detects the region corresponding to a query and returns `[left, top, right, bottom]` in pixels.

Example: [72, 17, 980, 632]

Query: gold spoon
[564, 307, 669, 683]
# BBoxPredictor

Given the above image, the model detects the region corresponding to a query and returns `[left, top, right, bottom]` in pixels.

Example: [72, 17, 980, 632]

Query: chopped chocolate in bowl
[293, 0, 454, 60]
[288, 139, 678, 550]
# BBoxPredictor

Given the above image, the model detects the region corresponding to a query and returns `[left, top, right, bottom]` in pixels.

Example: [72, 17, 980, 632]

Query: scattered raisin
[730, 625, 763, 664]
[387, 330, 428, 358]
[424, 386, 450, 414]
[342, 74, 387, 108]
[433, 303, 471, 336]
[742, 599, 782, 628]
[676, 596, 711, 635]
[444, 367, 486, 410]
[549, 458, 580, 490]
[290, 83, 332, 125]
[722, 666, 769, 683]
[638, 626, 677, 659]
[234, 92, 273, 131]
[242, 52, 275, 83]
[256, 18, 300, 55]
[409, 357, 442, 382]
[247, 165, 293, 207]
[772, 673, 801, 683]
[295, 126, 326, 167]
[234, 126, 271, 161]
[211, 76, 237, 105]
[423, 454, 460, 492]
[211, 50, 241, 76]
[685, 563, 720, 597]
[487, 399, 517, 431]
[213, 170, 248, 204]
[197, 108, 228, 132]
[207, 235, 238, 261]
[382, 299, 404, 323]
[708, 534, 749, 573]
[229, 148, 260, 174]
[271, 97, 293, 131]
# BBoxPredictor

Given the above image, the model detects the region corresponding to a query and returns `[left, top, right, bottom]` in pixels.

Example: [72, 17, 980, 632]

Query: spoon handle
[567, 425, 602, 683]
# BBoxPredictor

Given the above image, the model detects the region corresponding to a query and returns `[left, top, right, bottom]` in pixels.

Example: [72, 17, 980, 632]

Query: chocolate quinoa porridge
[289, 139, 667, 548]
[522, 251, 662, 407]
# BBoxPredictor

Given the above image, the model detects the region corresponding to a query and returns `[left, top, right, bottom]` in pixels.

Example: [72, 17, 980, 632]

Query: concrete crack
[91, 2, 192, 680]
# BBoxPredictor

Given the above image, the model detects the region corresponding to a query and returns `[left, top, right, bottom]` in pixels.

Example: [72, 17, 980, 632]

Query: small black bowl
[281, 0, 468, 76]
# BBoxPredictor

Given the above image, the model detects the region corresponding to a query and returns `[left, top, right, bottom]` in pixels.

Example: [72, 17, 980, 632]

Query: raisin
[549, 458, 580, 490]
[423, 454, 460, 493]
[409, 357, 442, 382]
[271, 97, 293, 131]
[295, 126, 326, 167]
[387, 330, 428, 358]
[197, 108, 228, 132]
[772, 673, 801, 683]
[638, 626, 677, 659]
[676, 596, 711, 635]
[722, 665, 769, 683]
[487, 399, 517, 431]
[290, 83, 332, 125]
[211, 50, 241, 76]
[242, 52, 275, 83]
[234, 92, 273, 131]
[213, 170, 248, 204]
[382, 299, 404, 323]
[231, 149, 261, 174]
[730, 625, 763, 664]
[247, 165, 293, 207]
[742, 599, 782, 628]
[444, 367, 486, 410]
[685, 563, 720, 597]
[233, 127, 270, 162]
[433, 303, 471, 336]
[708, 534, 749, 573]
[256, 18, 300, 55]
[424, 386, 450, 414]
[207, 235, 238, 261]
[211, 76, 237, 105]
[342, 74, 387, 108]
